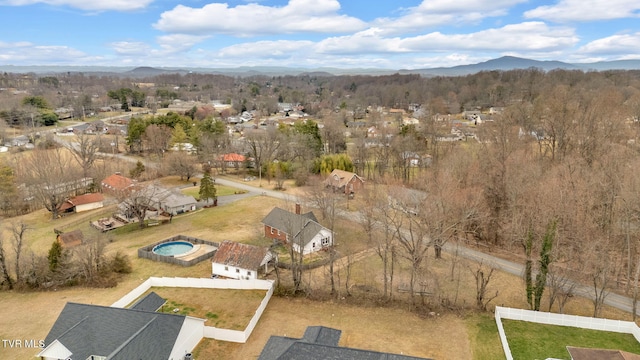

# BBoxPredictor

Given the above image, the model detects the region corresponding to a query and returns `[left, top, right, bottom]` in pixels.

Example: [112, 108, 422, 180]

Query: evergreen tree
[199, 168, 217, 204]
[170, 123, 188, 149]
[129, 160, 146, 179]
[48, 240, 63, 272]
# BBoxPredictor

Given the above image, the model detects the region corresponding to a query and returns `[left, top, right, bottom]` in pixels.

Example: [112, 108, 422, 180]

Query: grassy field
[0, 180, 639, 359]
[502, 319, 640, 359]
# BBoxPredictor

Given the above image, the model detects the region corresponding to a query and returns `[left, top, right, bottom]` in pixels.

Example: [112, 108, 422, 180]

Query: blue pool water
[152, 241, 194, 256]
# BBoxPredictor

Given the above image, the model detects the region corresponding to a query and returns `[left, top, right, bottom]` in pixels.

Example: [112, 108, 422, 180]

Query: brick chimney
[295, 203, 301, 215]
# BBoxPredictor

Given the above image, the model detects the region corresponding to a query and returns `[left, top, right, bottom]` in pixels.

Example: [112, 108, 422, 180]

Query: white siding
[296, 228, 333, 255]
[212, 263, 257, 280]
[169, 316, 205, 360]
[75, 202, 103, 213]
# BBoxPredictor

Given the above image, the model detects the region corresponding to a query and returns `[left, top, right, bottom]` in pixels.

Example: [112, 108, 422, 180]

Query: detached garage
[66, 193, 105, 213]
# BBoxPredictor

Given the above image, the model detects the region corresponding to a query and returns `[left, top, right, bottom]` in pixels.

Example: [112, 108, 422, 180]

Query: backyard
[502, 319, 640, 359]
[139, 287, 267, 330]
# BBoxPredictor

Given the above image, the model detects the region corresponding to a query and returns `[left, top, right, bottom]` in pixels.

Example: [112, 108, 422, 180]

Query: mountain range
[2, 56, 640, 78]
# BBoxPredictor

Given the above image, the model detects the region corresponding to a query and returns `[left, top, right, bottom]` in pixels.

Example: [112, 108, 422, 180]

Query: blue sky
[0, 0, 639, 69]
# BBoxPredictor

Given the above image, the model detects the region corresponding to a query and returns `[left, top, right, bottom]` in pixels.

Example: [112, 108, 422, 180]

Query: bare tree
[74, 235, 108, 285]
[165, 151, 198, 181]
[0, 227, 13, 289]
[546, 265, 576, 313]
[391, 206, 431, 305]
[117, 184, 161, 229]
[305, 181, 340, 295]
[10, 221, 29, 284]
[16, 147, 83, 219]
[590, 259, 612, 318]
[470, 261, 499, 311]
[68, 132, 101, 179]
[142, 124, 172, 158]
[245, 126, 281, 185]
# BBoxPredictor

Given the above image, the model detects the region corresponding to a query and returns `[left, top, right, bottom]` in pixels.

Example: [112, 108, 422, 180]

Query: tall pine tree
[199, 167, 217, 205]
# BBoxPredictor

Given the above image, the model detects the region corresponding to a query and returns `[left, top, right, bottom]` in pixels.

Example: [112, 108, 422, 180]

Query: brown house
[57, 229, 84, 248]
[324, 169, 365, 196]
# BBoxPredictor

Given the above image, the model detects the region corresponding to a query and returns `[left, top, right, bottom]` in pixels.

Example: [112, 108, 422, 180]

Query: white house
[211, 241, 275, 280]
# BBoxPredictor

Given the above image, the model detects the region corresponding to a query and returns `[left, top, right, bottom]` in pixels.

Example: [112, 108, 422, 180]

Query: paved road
[212, 177, 640, 317]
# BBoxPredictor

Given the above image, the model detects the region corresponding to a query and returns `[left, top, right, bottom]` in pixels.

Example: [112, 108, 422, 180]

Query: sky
[0, 0, 639, 69]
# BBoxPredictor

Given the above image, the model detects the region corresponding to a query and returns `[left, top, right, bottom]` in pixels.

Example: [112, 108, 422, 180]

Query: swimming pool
[152, 241, 194, 256]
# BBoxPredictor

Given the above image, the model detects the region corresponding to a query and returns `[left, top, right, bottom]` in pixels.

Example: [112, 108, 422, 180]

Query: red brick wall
[264, 225, 288, 243]
[346, 178, 364, 194]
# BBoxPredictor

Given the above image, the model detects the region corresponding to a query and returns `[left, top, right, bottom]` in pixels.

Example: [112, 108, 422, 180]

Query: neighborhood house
[324, 169, 365, 196]
[262, 205, 333, 255]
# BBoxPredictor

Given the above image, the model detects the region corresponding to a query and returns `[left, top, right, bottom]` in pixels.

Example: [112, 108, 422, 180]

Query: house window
[224, 266, 228, 271]
[312, 242, 316, 248]
[277, 229, 280, 236]
[270, 227, 274, 234]
[236, 269, 240, 273]
[247, 271, 252, 276]
[321, 237, 330, 246]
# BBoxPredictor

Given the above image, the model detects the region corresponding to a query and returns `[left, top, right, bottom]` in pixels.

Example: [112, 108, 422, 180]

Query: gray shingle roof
[262, 207, 325, 247]
[129, 291, 166, 312]
[258, 326, 431, 360]
[42, 302, 185, 360]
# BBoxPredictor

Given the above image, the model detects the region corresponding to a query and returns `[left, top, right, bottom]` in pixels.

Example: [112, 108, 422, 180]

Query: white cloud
[218, 40, 315, 59]
[525, 0, 640, 22]
[0, 41, 32, 48]
[109, 41, 153, 56]
[414, 0, 525, 12]
[0, 0, 153, 11]
[153, 0, 366, 36]
[373, 0, 527, 35]
[0, 42, 90, 63]
[578, 32, 640, 55]
[316, 22, 578, 55]
[157, 34, 210, 53]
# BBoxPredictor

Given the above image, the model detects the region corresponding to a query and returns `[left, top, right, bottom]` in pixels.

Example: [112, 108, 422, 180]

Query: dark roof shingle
[262, 207, 326, 247]
[258, 326, 431, 360]
[41, 302, 185, 360]
[129, 291, 166, 312]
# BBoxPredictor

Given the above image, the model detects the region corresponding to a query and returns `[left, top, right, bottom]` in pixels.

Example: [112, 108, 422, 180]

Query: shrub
[110, 252, 133, 274]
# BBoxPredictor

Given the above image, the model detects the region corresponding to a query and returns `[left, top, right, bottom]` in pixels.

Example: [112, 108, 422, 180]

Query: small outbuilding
[211, 240, 275, 280]
[70, 193, 104, 212]
[57, 229, 84, 248]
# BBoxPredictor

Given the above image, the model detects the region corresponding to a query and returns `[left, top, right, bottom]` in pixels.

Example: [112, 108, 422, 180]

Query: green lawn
[502, 319, 640, 360]
[465, 313, 504, 360]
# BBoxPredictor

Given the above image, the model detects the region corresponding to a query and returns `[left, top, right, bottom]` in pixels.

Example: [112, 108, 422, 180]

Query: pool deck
[175, 244, 217, 261]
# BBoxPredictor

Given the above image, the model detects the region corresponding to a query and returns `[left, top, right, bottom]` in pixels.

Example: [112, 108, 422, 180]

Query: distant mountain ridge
[402, 56, 640, 76]
[2, 56, 640, 78]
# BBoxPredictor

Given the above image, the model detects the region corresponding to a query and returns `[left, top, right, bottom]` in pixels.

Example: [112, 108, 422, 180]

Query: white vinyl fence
[112, 277, 274, 343]
[495, 306, 640, 360]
